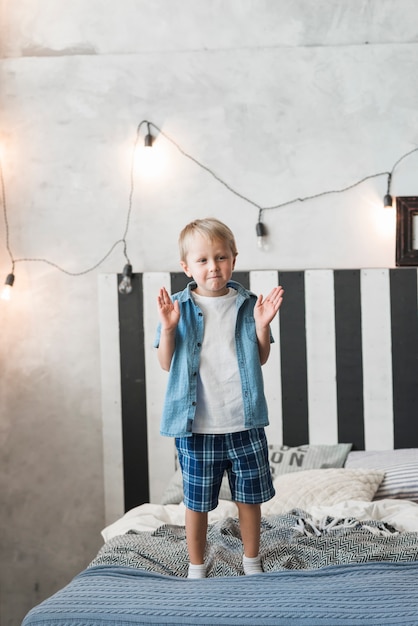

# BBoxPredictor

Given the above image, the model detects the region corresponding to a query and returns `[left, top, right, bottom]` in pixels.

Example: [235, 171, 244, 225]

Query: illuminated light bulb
[133, 136, 168, 179]
[134, 144, 165, 178]
[118, 264, 133, 295]
[1, 273, 15, 301]
[256, 222, 269, 251]
[1, 284, 12, 300]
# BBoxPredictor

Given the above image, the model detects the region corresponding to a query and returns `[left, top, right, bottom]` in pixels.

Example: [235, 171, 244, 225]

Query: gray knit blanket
[89, 511, 418, 577]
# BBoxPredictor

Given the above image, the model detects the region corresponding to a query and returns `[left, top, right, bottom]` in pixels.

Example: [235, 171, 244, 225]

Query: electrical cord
[1, 120, 417, 280]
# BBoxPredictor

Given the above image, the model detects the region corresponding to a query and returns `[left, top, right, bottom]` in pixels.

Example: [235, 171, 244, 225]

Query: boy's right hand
[157, 287, 180, 330]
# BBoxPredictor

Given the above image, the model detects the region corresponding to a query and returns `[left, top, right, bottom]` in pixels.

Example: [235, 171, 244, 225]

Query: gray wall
[1, 2, 418, 624]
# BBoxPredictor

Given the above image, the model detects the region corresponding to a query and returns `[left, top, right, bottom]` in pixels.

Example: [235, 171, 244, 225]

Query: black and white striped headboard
[99, 268, 418, 523]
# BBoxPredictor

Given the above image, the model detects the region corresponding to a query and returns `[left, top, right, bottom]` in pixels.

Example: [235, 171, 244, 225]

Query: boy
[155, 218, 284, 578]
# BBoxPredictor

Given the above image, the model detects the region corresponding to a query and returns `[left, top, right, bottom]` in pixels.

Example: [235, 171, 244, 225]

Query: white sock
[187, 563, 207, 579]
[243, 554, 263, 575]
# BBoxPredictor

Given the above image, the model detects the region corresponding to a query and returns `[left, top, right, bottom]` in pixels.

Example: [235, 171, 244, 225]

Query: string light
[144, 122, 154, 148]
[384, 171, 393, 209]
[255, 216, 268, 251]
[1, 120, 418, 295]
[384, 193, 393, 208]
[141, 122, 417, 251]
[0, 120, 153, 298]
[118, 263, 133, 294]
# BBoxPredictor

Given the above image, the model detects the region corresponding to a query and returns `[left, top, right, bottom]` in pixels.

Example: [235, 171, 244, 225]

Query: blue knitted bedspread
[22, 513, 418, 626]
[22, 561, 418, 626]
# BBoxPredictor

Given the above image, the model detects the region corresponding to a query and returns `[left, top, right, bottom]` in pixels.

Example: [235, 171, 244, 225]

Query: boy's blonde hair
[178, 218, 238, 262]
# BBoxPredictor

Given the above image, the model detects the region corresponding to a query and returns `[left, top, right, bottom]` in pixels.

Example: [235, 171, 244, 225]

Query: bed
[23, 268, 418, 624]
[22, 445, 418, 626]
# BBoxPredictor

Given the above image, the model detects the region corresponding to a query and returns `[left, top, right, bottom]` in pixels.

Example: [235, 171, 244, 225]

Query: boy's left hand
[253, 286, 284, 327]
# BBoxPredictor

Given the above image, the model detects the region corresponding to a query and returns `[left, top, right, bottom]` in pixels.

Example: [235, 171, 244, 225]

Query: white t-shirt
[191, 288, 245, 434]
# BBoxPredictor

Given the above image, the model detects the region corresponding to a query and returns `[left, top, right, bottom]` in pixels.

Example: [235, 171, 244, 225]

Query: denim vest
[154, 280, 273, 438]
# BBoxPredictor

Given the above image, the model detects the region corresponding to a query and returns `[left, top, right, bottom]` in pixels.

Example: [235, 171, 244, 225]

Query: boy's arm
[255, 325, 272, 366]
[157, 328, 177, 371]
[253, 286, 284, 365]
[157, 287, 180, 371]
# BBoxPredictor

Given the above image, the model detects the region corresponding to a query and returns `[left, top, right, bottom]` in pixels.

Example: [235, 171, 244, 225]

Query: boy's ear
[232, 255, 237, 270]
[180, 261, 193, 278]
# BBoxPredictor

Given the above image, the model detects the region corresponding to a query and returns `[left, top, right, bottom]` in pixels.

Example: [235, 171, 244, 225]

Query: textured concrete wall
[1, 1, 418, 624]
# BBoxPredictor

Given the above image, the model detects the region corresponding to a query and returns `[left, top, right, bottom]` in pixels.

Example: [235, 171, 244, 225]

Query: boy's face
[180, 232, 236, 297]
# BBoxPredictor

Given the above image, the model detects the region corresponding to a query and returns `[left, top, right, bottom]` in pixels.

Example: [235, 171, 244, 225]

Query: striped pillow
[345, 449, 418, 503]
[345, 449, 418, 468]
[374, 463, 418, 502]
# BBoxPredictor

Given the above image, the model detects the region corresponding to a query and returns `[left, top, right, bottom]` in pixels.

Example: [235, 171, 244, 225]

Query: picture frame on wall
[396, 196, 418, 266]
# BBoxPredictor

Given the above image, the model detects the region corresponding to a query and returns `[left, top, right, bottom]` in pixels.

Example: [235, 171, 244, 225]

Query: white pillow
[262, 468, 385, 515]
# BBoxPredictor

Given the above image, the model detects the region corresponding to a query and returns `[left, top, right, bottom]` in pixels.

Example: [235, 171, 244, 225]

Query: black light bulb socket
[383, 194, 393, 208]
[256, 222, 267, 237]
[144, 133, 154, 147]
[5, 273, 14, 287]
[122, 264, 133, 278]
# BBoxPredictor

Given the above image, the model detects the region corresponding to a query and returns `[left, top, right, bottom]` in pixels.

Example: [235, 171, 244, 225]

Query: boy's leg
[227, 430, 274, 574]
[236, 502, 261, 558]
[186, 508, 208, 563]
[185, 508, 208, 578]
[177, 434, 226, 578]
[236, 501, 263, 575]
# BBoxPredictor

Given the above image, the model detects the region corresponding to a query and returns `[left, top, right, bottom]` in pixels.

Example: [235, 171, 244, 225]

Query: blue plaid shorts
[175, 428, 275, 512]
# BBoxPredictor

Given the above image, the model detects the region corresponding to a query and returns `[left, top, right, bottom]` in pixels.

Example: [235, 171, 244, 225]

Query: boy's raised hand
[254, 286, 284, 327]
[157, 287, 180, 330]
